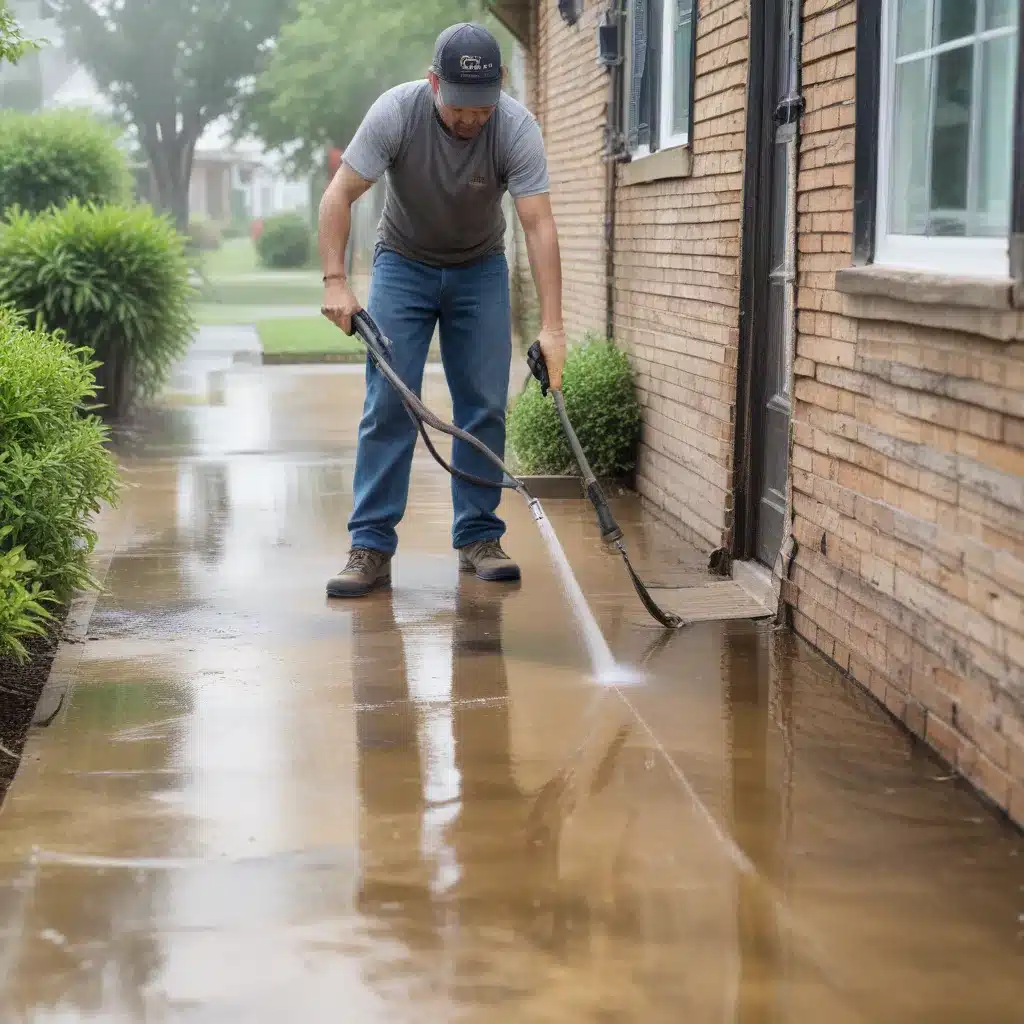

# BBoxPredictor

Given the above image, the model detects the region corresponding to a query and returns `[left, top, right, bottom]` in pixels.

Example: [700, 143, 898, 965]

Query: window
[876, 0, 1020, 277]
[624, 0, 697, 157]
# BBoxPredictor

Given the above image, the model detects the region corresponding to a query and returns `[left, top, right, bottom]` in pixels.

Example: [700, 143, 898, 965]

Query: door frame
[732, 0, 802, 564]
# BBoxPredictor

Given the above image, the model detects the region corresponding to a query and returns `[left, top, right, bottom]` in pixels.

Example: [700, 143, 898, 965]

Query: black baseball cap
[431, 22, 502, 108]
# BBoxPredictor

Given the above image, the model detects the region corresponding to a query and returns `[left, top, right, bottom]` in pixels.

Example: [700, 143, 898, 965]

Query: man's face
[429, 73, 497, 139]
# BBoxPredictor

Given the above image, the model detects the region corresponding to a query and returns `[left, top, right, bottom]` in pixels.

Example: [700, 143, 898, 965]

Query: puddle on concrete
[0, 337, 1020, 1022]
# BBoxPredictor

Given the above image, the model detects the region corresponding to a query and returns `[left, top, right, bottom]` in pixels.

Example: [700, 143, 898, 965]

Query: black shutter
[647, 0, 663, 153]
[628, 0, 649, 150]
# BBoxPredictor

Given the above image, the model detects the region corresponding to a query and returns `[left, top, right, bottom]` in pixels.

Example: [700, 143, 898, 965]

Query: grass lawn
[206, 279, 324, 307]
[192, 237, 323, 309]
[256, 316, 442, 362]
[192, 303, 302, 325]
[257, 317, 364, 359]
[201, 237, 260, 276]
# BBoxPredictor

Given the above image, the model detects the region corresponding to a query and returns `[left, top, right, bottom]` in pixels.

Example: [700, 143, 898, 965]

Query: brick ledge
[618, 145, 693, 187]
[835, 265, 1024, 343]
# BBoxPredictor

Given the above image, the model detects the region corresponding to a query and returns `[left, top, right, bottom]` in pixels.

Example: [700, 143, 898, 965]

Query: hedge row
[0, 308, 120, 660]
[0, 108, 192, 660]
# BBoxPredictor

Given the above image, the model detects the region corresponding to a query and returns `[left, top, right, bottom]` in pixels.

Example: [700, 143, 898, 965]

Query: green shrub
[256, 211, 312, 269]
[0, 529, 54, 663]
[0, 108, 132, 217]
[507, 335, 641, 478]
[0, 200, 196, 417]
[0, 307, 120, 661]
[187, 213, 224, 251]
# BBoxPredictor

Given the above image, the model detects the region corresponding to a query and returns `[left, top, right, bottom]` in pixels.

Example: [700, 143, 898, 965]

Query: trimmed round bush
[0, 108, 132, 217]
[187, 214, 224, 251]
[0, 200, 196, 418]
[256, 211, 312, 268]
[507, 336, 641, 478]
[0, 307, 120, 661]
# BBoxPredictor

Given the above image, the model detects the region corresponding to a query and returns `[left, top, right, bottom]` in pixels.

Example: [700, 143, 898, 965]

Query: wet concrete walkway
[0, 333, 1021, 1022]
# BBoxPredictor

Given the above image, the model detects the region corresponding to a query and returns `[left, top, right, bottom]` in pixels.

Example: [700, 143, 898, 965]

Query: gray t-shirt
[342, 79, 549, 267]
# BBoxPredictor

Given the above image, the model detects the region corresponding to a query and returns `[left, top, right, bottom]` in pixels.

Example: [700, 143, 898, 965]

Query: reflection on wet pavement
[0, 337, 1021, 1022]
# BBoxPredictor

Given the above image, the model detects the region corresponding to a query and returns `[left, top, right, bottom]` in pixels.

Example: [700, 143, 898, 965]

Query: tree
[240, 0, 513, 173]
[1, 1, 42, 65]
[43, 0, 292, 231]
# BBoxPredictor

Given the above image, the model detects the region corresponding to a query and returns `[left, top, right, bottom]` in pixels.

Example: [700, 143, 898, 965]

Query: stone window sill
[618, 145, 692, 187]
[835, 265, 1023, 343]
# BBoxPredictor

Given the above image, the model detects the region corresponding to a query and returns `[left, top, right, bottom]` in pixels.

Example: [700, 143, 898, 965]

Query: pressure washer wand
[347, 309, 682, 631]
[526, 343, 685, 630]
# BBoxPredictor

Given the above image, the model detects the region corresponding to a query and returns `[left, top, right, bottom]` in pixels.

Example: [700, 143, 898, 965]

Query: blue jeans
[348, 247, 512, 555]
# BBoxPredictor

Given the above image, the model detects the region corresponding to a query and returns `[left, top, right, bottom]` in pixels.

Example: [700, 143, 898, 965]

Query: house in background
[491, 0, 1024, 826]
[0, 0, 309, 226]
[188, 122, 310, 226]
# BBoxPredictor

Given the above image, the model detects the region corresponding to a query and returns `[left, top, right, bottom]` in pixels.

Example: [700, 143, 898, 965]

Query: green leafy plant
[256, 211, 312, 269]
[0, 1, 42, 66]
[187, 213, 224, 251]
[0, 530, 55, 663]
[0, 108, 132, 217]
[507, 335, 642, 478]
[0, 307, 120, 661]
[0, 199, 196, 417]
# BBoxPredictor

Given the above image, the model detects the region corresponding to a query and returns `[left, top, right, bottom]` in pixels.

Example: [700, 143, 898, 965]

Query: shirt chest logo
[468, 174, 488, 189]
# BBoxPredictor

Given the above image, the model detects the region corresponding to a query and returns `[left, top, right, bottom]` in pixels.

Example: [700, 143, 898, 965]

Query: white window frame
[658, 0, 694, 151]
[624, 0, 696, 160]
[875, 0, 1019, 278]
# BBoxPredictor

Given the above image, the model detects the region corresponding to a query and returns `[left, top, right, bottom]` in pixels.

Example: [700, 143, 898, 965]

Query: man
[318, 21, 567, 598]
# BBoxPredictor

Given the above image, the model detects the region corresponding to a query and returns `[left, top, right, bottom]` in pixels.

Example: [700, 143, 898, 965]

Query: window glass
[896, 0, 929, 56]
[670, 0, 694, 137]
[976, 33, 1017, 235]
[936, 0, 977, 44]
[885, 0, 1018, 246]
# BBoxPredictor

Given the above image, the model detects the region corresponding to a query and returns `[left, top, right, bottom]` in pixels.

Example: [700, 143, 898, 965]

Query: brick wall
[527, 0, 609, 340]
[521, 0, 1023, 823]
[613, 0, 748, 551]
[521, 0, 748, 553]
[791, 0, 1024, 824]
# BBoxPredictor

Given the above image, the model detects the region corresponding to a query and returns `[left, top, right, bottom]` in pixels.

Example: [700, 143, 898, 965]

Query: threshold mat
[639, 580, 775, 624]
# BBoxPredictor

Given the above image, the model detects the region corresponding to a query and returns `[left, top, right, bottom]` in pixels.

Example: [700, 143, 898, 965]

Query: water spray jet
[349, 310, 686, 643]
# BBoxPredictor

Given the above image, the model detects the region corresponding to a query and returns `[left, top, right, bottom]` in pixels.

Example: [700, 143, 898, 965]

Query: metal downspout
[603, 2, 627, 342]
[776, 0, 805, 612]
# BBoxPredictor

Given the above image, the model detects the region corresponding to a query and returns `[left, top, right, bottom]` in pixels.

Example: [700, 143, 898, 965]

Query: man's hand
[320, 277, 362, 335]
[536, 325, 567, 391]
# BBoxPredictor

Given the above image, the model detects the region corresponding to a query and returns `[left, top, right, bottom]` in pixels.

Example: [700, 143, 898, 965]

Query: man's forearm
[318, 184, 352, 280]
[524, 215, 563, 330]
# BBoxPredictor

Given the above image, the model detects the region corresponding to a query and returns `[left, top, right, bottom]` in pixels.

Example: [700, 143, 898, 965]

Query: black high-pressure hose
[352, 310, 525, 495]
[349, 310, 685, 630]
[525, 343, 685, 630]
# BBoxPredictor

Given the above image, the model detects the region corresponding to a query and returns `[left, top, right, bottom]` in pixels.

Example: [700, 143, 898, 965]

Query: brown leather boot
[326, 548, 392, 597]
[457, 539, 521, 582]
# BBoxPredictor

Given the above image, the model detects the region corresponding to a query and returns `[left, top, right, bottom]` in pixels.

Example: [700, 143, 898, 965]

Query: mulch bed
[0, 603, 68, 807]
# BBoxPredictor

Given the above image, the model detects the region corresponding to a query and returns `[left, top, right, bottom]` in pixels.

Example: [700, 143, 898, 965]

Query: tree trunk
[160, 171, 190, 234]
[142, 122, 199, 234]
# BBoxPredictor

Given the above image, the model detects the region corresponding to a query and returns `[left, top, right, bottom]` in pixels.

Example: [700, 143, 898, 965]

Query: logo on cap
[460, 54, 481, 71]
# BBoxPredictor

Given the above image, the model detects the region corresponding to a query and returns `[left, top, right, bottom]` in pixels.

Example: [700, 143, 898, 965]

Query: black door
[736, 0, 802, 570]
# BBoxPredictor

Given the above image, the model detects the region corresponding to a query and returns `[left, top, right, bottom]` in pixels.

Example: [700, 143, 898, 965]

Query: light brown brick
[1010, 781, 1024, 827]
[961, 749, 1011, 809]
[954, 706, 1009, 768]
[910, 670, 956, 722]
[925, 713, 964, 767]
[526, 0, 1024, 824]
